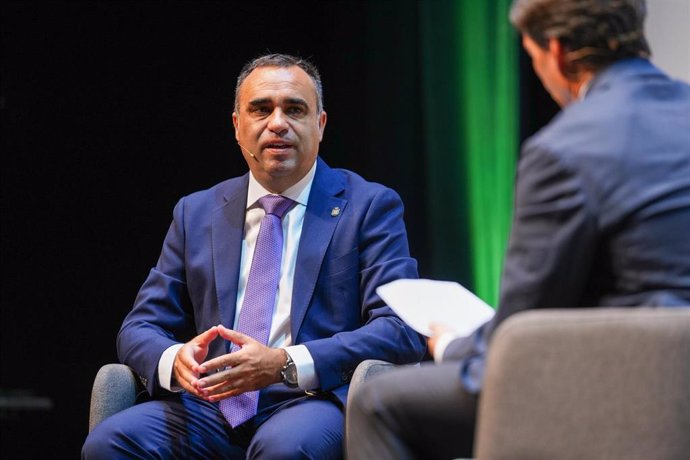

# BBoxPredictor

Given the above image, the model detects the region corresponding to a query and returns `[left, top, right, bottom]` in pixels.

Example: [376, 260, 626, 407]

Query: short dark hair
[234, 53, 324, 113]
[510, 0, 650, 72]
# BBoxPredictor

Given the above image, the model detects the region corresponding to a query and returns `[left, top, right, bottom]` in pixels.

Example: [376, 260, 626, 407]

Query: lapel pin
[331, 207, 341, 217]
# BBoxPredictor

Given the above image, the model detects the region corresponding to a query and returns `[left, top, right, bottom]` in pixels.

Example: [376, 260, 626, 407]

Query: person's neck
[252, 161, 318, 196]
[259, 178, 294, 195]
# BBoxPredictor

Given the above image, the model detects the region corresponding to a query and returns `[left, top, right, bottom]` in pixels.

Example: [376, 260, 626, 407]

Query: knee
[248, 418, 343, 460]
[248, 436, 342, 460]
[82, 416, 147, 459]
[82, 423, 115, 459]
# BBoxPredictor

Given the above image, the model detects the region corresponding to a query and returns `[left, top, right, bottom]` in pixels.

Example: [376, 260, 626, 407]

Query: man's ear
[549, 38, 578, 81]
[318, 111, 327, 141]
[232, 112, 239, 141]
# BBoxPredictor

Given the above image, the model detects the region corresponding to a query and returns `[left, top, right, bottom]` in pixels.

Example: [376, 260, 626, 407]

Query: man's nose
[267, 109, 289, 134]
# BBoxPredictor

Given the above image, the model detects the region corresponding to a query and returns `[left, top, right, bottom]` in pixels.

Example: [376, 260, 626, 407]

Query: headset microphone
[237, 142, 259, 162]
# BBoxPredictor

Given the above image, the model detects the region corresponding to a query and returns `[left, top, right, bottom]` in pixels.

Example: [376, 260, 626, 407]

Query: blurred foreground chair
[474, 307, 690, 459]
[342, 307, 690, 460]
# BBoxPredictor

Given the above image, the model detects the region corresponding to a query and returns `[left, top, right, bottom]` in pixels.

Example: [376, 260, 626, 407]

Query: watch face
[286, 365, 298, 384]
[282, 357, 298, 387]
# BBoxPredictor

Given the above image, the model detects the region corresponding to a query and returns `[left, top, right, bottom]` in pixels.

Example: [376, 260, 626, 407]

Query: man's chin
[264, 159, 298, 177]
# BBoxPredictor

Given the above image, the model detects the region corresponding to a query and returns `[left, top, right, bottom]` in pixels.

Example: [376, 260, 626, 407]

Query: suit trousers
[83, 391, 344, 459]
[346, 362, 478, 460]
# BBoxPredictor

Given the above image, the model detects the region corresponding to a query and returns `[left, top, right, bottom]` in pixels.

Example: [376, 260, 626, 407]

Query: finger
[174, 362, 203, 396]
[196, 366, 235, 389]
[198, 351, 238, 375]
[199, 379, 238, 398]
[427, 336, 438, 356]
[206, 386, 244, 402]
[177, 346, 198, 367]
[428, 322, 448, 335]
[178, 345, 206, 376]
[195, 371, 246, 400]
[217, 325, 251, 345]
[176, 360, 200, 385]
[177, 375, 201, 396]
[189, 327, 220, 373]
[175, 344, 209, 388]
[196, 326, 220, 347]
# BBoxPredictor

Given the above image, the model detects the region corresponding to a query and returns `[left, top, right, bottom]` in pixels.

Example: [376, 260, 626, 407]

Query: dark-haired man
[83, 53, 425, 459]
[347, 1, 690, 458]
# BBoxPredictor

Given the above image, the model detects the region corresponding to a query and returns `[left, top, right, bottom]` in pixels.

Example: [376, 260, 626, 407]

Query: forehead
[238, 66, 318, 107]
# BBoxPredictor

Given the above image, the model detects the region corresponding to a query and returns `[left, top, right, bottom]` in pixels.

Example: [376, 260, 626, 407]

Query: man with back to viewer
[346, 1, 690, 458]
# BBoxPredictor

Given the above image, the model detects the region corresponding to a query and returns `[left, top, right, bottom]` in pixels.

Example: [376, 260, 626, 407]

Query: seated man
[347, 0, 690, 458]
[83, 53, 426, 459]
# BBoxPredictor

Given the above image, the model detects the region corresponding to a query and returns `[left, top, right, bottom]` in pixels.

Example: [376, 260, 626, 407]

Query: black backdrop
[0, 1, 557, 457]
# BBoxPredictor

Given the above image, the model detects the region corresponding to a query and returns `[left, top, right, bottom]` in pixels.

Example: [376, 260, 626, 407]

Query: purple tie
[220, 194, 296, 428]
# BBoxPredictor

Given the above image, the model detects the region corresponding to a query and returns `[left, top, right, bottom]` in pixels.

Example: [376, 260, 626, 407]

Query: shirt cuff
[284, 344, 319, 390]
[433, 332, 463, 363]
[158, 343, 184, 392]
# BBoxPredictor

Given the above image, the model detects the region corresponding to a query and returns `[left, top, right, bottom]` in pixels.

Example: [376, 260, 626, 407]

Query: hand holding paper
[377, 279, 495, 337]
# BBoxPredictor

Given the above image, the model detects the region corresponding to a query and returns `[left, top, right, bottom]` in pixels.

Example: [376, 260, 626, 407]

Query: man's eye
[286, 107, 305, 116]
[249, 106, 271, 116]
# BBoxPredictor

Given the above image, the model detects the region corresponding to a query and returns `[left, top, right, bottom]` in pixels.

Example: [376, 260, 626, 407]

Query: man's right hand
[173, 326, 220, 398]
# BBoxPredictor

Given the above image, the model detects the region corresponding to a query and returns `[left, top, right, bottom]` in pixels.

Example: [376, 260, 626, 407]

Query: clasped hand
[172, 325, 286, 402]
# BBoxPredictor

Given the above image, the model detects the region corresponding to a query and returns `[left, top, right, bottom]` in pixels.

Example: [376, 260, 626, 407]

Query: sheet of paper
[377, 278, 495, 337]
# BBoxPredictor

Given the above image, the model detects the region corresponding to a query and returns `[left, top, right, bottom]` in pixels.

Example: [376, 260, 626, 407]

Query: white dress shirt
[158, 161, 319, 391]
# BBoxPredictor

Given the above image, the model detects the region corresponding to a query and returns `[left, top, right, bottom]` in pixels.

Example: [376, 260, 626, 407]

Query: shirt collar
[577, 77, 593, 100]
[246, 160, 317, 209]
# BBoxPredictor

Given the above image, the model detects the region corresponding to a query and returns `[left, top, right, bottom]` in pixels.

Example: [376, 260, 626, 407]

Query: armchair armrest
[88, 364, 143, 432]
[347, 359, 399, 409]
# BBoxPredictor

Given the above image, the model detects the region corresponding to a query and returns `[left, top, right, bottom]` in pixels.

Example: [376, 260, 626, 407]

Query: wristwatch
[280, 351, 299, 388]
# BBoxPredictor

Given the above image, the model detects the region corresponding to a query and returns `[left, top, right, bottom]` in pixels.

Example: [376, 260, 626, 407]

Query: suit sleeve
[443, 145, 598, 390]
[116, 197, 197, 396]
[496, 144, 598, 322]
[305, 187, 427, 391]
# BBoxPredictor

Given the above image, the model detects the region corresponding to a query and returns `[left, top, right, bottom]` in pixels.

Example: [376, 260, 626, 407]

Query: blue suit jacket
[447, 58, 690, 391]
[117, 158, 426, 404]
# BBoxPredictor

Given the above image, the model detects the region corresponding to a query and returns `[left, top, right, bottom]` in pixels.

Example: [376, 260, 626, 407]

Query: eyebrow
[284, 98, 309, 108]
[247, 97, 309, 108]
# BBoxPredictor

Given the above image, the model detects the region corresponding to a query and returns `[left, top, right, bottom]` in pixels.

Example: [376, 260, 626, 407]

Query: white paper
[377, 278, 495, 337]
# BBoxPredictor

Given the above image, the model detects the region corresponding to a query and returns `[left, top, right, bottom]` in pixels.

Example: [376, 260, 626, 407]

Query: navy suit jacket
[447, 58, 690, 391]
[117, 157, 426, 405]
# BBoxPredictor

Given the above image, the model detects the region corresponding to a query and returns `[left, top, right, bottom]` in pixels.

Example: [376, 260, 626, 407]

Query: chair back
[475, 307, 690, 460]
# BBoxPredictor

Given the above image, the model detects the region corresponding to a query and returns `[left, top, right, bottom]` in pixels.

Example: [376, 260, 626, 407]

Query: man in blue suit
[347, 1, 690, 458]
[83, 53, 426, 459]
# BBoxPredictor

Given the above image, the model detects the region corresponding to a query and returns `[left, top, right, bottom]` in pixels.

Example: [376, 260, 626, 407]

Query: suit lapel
[290, 158, 347, 339]
[212, 175, 249, 330]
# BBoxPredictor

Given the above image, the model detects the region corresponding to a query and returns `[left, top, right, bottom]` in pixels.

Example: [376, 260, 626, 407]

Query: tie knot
[258, 195, 296, 219]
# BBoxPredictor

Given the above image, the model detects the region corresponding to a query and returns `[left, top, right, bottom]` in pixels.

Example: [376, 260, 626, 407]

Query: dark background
[0, 1, 557, 457]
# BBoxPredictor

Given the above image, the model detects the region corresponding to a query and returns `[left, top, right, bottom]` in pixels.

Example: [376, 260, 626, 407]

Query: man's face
[233, 65, 327, 193]
[522, 34, 572, 107]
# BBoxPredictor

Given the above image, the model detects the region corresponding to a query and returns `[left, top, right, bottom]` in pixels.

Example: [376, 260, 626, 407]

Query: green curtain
[420, 0, 518, 307]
